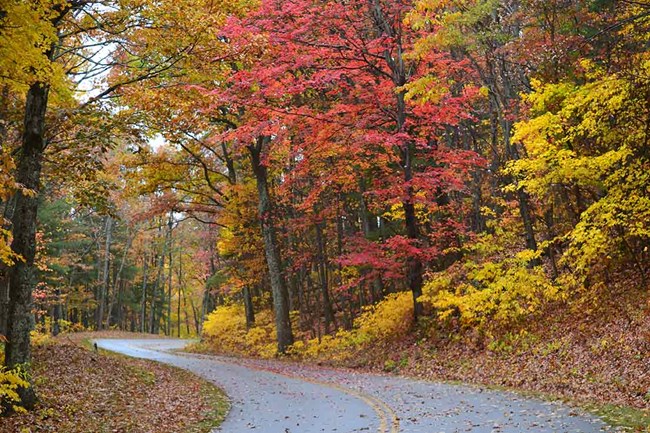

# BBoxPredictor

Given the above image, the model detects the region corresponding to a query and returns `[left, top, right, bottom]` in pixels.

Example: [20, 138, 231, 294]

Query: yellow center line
[250, 369, 401, 433]
[177, 351, 400, 433]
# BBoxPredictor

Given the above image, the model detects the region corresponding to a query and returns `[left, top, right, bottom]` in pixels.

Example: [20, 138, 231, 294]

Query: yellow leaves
[401, 75, 449, 105]
[479, 206, 495, 218]
[0, 0, 64, 90]
[382, 200, 429, 223]
[216, 228, 235, 257]
[407, 0, 502, 54]
[355, 292, 414, 341]
[288, 292, 414, 361]
[422, 258, 559, 328]
[512, 58, 650, 284]
[203, 305, 277, 357]
[0, 365, 30, 415]
[419, 223, 562, 329]
[203, 292, 413, 361]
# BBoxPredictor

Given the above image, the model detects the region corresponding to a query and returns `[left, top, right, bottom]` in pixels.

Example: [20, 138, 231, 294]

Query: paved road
[95, 339, 614, 433]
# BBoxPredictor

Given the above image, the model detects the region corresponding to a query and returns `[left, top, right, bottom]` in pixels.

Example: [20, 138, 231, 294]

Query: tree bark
[106, 230, 133, 329]
[166, 224, 173, 336]
[398, 90, 424, 320]
[140, 252, 148, 333]
[242, 286, 255, 329]
[177, 248, 182, 337]
[248, 136, 294, 353]
[4, 80, 51, 409]
[369, 1, 425, 320]
[97, 216, 112, 330]
[314, 221, 334, 333]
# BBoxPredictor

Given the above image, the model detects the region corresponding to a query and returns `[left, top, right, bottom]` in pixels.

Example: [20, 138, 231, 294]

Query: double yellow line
[178, 351, 401, 433]
[328, 381, 400, 433]
[274, 372, 400, 433]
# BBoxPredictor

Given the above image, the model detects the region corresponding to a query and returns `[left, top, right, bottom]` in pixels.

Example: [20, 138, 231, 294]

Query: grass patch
[585, 403, 650, 432]
[186, 383, 229, 433]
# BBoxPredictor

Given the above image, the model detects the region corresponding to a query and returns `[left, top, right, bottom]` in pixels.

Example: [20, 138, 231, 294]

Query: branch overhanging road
[95, 339, 614, 433]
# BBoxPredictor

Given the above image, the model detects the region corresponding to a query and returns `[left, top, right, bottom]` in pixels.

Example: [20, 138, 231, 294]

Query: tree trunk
[190, 295, 201, 335]
[51, 289, 62, 336]
[0, 271, 8, 338]
[242, 286, 255, 329]
[166, 228, 173, 336]
[0, 87, 11, 339]
[369, 0, 426, 321]
[397, 89, 424, 320]
[177, 249, 182, 337]
[140, 252, 148, 333]
[248, 136, 294, 353]
[4, 80, 51, 409]
[150, 251, 164, 334]
[314, 221, 334, 333]
[150, 218, 170, 334]
[97, 216, 112, 330]
[107, 229, 133, 329]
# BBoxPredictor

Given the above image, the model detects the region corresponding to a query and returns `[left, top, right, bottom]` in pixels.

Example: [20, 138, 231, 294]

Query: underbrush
[199, 291, 414, 362]
[0, 335, 31, 414]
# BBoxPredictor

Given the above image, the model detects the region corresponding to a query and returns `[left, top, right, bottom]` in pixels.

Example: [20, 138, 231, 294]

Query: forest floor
[0, 333, 228, 433]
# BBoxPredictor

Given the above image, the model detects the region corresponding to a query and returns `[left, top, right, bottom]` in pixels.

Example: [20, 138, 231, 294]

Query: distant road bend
[95, 339, 613, 433]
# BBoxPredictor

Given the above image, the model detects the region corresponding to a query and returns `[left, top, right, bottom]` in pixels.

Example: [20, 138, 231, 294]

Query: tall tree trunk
[182, 285, 190, 336]
[51, 289, 62, 336]
[149, 218, 170, 334]
[369, 1, 425, 320]
[106, 229, 133, 329]
[190, 295, 201, 335]
[397, 89, 424, 320]
[97, 216, 112, 330]
[166, 227, 173, 336]
[314, 221, 334, 333]
[0, 86, 11, 339]
[4, 80, 50, 409]
[140, 252, 148, 333]
[242, 286, 255, 329]
[248, 136, 294, 353]
[150, 251, 165, 334]
[0, 271, 8, 338]
[177, 249, 182, 337]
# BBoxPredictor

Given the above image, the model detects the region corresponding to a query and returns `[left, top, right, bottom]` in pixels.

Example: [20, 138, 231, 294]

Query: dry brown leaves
[353, 281, 650, 412]
[0, 339, 227, 433]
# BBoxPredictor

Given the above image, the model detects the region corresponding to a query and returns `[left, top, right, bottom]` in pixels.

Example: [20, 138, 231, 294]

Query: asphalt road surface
[95, 339, 614, 433]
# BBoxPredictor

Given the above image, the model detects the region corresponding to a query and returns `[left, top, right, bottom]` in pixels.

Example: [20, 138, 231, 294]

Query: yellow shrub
[30, 330, 52, 347]
[202, 304, 248, 354]
[291, 292, 414, 361]
[0, 365, 29, 414]
[355, 292, 414, 341]
[202, 304, 278, 358]
[421, 249, 560, 328]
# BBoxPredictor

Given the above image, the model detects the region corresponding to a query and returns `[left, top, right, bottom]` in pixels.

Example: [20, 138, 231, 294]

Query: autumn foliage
[1, 0, 650, 418]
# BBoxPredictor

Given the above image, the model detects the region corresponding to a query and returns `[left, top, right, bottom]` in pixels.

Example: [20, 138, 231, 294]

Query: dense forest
[0, 0, 648, 414]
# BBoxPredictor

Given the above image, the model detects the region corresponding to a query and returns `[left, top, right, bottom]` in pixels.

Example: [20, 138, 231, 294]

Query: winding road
[95, 339, 614, 433]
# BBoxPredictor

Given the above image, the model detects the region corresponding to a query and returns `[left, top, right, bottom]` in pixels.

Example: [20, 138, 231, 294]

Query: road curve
[95, 339, 614, 433]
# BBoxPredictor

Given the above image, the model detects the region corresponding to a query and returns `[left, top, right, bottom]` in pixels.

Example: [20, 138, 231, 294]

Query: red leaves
[183, 0, 486, 296]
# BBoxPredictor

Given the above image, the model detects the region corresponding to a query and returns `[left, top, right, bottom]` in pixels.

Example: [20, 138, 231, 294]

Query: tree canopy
[0, 0, 648, 412]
